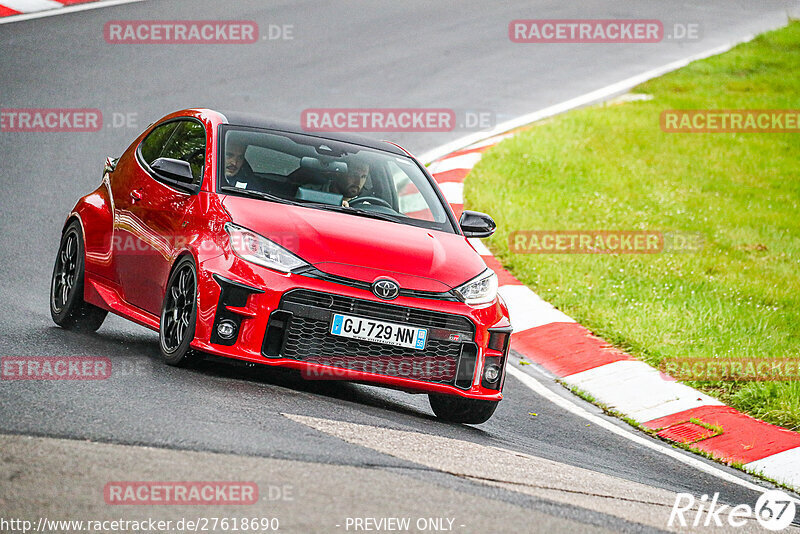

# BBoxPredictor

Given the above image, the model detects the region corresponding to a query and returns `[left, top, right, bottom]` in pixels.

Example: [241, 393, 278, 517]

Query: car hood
[222, 196, 486, 292]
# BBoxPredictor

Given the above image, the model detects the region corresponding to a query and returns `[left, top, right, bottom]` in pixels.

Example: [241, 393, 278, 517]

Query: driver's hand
[342, 199, 350, 207]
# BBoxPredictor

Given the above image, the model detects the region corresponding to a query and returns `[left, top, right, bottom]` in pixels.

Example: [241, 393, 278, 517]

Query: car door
[114, 119, 206, 315]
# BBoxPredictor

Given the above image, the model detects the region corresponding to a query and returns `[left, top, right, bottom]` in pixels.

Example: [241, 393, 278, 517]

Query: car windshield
[218, 127, 454, 232]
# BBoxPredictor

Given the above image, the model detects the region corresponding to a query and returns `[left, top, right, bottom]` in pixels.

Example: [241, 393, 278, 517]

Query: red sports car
[50, 108, 511, 423]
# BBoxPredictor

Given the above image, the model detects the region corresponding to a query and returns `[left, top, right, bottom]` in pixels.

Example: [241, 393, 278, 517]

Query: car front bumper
[192, 253, 511, 400]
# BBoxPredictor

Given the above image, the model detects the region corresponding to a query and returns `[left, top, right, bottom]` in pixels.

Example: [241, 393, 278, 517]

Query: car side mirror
[151, 158, 195, 184]
[459, 210, 496, 238]
[104, 156, 118, 175]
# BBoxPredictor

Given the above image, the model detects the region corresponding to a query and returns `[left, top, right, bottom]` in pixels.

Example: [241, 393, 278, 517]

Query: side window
[160, 121, 206, 183]
[140, 122, 179, 165]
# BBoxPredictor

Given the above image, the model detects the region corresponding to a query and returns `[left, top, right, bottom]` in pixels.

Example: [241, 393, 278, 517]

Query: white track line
[498, 285, 574, 331]
[419, 38, 760, 164]
[2, 0, 63, 12]
[0, 0, 145, 24]
[427, 152, 483, 174]
[463, 132, 515, 150]
[745, 448, 800, 490]
[438, 181, 464, 204]
[562, 360, 724, 423]
[507, 365, 787, 497]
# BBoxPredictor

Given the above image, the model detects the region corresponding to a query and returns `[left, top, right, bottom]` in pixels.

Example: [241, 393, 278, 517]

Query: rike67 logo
[669, 490, 797, 531]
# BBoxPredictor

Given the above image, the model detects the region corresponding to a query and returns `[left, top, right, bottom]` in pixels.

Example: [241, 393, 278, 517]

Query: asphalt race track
[1, 1, 799, 532]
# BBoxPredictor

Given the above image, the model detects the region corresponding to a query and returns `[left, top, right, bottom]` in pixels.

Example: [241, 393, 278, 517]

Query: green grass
[467, 22, 800, 430]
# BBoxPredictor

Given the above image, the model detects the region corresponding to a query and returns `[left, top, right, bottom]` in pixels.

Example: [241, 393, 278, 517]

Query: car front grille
[282, 290, 473, 331]
[265, 289, 477, 387]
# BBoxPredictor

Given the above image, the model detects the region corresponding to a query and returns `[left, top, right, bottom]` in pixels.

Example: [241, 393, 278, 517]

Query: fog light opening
[483, 363, 501, 384]
[217, 320, 238, 340]
[488, 331, 509, 352]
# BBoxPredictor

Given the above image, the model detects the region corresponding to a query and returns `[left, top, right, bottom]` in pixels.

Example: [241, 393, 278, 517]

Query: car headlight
[225, 223, 307, 273]
[453, 269, 498, 305]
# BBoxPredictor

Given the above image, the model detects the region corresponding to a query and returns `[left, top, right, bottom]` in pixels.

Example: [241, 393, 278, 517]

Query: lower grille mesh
[277, 290, 474, 385]
[284, 316, 459, 383]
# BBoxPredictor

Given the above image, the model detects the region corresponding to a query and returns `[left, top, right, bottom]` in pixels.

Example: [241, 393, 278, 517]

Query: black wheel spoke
[165, 318, 178, 348]
[53, 232, 81, 312]
[179, 270, 188, 294]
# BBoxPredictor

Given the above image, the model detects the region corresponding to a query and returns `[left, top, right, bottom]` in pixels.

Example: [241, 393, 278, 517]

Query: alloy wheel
[52, 231, 78, 313]
[161, 264, 196, 353]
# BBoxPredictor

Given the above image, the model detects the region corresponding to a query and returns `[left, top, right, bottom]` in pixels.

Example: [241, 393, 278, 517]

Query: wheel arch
[163, 248, 204, 309]
[159, 251, 199, 333]
[166, 249, 199, 287]
[61, 213, 83, 235]
[65, 184, 114, 280]
[159, 249, 202, 366]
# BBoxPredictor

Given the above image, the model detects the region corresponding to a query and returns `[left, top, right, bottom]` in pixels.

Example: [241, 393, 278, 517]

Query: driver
[330, 161, 369, 207]
[223, 139, 253, 187]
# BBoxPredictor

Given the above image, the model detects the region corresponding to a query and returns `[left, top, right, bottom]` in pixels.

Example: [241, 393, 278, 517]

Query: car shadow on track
[43, 323, 448, 424]
[184, 356, 496, 440]
[191, 355, 440, 422]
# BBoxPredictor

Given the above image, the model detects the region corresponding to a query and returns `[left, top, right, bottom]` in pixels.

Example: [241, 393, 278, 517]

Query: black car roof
[215, 110, 407, 156]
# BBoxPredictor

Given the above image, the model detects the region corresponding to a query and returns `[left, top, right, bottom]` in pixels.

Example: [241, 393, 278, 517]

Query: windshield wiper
[219, 186, 293, 205]
[299, 202, 405, 223]
[311, 203, 404, 223]
[345, 206, 404, 223]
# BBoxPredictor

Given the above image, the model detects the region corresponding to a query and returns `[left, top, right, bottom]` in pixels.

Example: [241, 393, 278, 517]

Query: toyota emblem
[372, 279, 400, 300]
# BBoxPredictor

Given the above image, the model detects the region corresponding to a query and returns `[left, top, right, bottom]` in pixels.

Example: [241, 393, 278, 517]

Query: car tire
[159, 256, 200, 367]
[50, 220, 108, 332]
[428, 393, 498, 424]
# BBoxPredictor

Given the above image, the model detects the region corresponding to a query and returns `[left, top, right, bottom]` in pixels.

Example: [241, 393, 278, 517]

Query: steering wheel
[348, 196, 394, 210]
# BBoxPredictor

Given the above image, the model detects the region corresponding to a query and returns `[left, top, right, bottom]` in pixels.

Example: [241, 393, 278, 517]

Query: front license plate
[330, 314, 428, 350]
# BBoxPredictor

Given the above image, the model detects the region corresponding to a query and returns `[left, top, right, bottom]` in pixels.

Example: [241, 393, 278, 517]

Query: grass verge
[467, 22, 800, 430]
